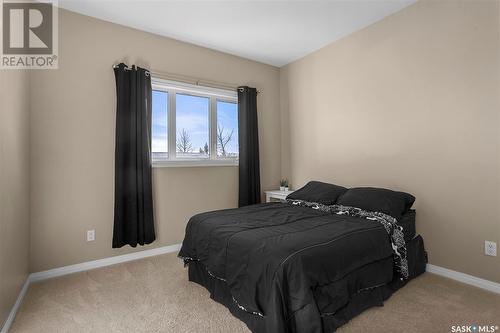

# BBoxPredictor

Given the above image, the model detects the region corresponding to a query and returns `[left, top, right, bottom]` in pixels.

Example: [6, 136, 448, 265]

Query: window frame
[151, 77, 238, 168]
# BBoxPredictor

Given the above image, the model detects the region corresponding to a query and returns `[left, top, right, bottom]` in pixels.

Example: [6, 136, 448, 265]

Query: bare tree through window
[217, 124, 234, 157]
[177, 128, 193, 153]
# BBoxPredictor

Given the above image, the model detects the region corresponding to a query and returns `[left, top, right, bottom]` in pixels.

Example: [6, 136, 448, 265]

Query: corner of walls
[279, 66, 291, 183]
[0, 68, 31, 331]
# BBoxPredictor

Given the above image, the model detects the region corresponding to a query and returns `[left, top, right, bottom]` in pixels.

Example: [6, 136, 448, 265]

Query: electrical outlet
[485, 241, 497, 256]
[87, 229, 95, 242]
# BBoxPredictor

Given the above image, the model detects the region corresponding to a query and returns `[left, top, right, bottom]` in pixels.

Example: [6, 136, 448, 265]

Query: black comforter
[179, 202, 402, 332]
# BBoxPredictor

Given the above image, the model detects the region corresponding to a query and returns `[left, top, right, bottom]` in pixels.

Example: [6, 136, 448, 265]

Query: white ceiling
[58, 0, 416, 67]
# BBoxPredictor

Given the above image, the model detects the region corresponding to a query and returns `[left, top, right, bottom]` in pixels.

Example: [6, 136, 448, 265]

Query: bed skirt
[187, 235, 427, 332]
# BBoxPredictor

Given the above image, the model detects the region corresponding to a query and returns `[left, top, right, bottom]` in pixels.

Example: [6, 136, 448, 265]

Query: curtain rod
[112, 64, 261, 94]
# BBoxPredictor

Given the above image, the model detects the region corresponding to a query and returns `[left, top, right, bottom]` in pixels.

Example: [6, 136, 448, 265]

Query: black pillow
[286, 181, 347, 205]
[337, 187, 415, 219]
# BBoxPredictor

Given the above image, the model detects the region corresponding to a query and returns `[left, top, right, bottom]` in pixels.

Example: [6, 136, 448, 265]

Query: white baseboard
[0, 278, 30, 333]
[30, 243, 182, 282]
[426, 264, 500, 294]
[1, 243, 181, 333]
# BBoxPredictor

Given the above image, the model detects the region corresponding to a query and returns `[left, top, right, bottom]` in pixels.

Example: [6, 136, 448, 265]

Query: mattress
[180, 200, 425, 332]
[179, 202, 405, 332]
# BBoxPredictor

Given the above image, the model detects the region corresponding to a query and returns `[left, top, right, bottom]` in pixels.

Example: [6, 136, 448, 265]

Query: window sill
[152, 159, 238, 168]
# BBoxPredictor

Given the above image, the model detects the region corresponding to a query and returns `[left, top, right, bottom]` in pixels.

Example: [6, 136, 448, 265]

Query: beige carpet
[9, 253, 500, 333]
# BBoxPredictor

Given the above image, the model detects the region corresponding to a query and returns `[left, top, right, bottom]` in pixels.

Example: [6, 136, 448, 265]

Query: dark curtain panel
[238, 86, 261, 207]
[112, 63, 155, 248]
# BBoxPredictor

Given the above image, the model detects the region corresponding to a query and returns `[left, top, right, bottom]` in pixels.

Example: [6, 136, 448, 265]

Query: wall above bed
[280, 0, 500, 283]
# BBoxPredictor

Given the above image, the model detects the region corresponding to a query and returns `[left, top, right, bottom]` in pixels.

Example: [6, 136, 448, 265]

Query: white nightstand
[265, 190, 294, 203]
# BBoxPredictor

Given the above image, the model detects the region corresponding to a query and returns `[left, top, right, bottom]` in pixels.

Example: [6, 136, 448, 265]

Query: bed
[178, 181, 427, 332]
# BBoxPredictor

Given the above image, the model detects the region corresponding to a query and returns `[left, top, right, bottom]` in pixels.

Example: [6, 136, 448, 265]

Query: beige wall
[0, 70, 30, 328]
[29, 9, 281, 272]
[280, 0, 500, 282]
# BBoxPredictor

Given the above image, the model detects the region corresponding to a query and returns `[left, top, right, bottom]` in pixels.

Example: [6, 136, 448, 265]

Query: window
[151, 78, 238, 166]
